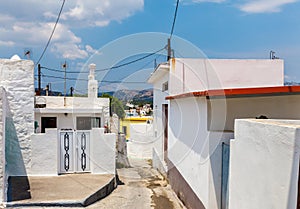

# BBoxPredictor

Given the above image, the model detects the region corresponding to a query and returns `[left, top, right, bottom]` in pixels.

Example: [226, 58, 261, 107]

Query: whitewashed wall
[168, 97, 234, 209]
[0, 59, 34, 176]
[91, 128, 116, 174]
[127, 124, 154, 159]
[0, 58, 34, 202]
[30, 129, 58, 175]
[29, 128, 116, 175]
[229, 119, 300, 209]
[0, 87, 9, 202]
[169, 59, 284, 95]
[150, 68, 169, 173]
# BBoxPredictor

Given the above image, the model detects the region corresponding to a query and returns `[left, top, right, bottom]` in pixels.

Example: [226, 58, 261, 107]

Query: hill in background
[100, 88, 153, 105]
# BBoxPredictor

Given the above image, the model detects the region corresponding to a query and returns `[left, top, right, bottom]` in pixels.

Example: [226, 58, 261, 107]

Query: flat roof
[166, 86, 300, 100]
[34, 108, 103, 114]
[147, 62, 169, 83]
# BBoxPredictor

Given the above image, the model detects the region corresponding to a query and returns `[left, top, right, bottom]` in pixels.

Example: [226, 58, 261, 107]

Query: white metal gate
[59, 130, 90, 174]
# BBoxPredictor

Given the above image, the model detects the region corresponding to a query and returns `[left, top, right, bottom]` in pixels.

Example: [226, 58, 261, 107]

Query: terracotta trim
[166, 86, 300, 100]
[167, 159, 205, 209]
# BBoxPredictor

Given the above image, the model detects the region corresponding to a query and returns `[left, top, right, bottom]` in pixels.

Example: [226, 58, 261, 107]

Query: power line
[41, 74, 87, 81]
[40, 47, 166, 73]
[41, 74, 147, 83]
[36, 0, 66, 65]
[107, 47, 165, 70]
[170, 0, 180, 39]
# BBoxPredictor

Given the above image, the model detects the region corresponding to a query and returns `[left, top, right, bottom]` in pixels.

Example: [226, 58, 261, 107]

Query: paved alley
[12, 158, 185, 209]
[86, 158, 186, 209]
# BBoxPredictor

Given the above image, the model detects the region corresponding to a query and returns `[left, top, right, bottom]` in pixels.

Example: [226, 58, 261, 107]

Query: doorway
[41, 117, 57, 133]
[59, 131, 90, 174]
[162, 104, 168, 162]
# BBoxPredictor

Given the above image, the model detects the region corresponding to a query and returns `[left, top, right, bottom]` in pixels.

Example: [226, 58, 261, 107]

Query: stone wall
[0, 58, 34, 176]
[0, 87, 8, 202]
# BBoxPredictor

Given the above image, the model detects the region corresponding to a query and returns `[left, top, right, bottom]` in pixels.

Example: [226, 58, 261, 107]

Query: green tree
[101, 93, 125, 119]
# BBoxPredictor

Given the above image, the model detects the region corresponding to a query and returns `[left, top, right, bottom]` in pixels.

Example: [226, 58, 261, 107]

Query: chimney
[88, 63, 98, 98]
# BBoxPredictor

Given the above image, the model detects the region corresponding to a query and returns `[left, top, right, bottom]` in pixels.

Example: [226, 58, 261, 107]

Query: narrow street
[87, 158, 186, 209]
[22, 158, 186, 209]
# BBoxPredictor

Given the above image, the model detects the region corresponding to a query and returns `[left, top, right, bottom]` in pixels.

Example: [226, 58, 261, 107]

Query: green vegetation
[101, 93, 125, 119]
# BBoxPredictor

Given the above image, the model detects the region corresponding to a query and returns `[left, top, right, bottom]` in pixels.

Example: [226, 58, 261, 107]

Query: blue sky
[0, 0, 300, 92]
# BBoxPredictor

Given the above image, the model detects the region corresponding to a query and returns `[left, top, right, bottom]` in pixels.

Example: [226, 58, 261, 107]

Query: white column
[88, 63, 98, 98]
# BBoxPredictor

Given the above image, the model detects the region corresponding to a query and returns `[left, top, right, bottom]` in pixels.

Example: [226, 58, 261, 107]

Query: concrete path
[6, 174, 115, 208]
[87, 158, 186, 209]
[13, 158, 186, 209]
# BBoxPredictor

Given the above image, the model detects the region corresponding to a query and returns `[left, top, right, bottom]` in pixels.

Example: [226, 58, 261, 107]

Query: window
[162, 81, 168, 92]
[41, 117, 57, 133]
[77, 117, 101, 130]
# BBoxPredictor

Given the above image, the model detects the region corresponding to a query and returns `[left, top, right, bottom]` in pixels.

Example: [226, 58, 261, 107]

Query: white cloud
[191, 0, 225, 2]
[0, 41, 15, 47]
[85, 45, 98, 54]
[49, 0, 144, 27]
[238, 0, 298, 13]
[52, 43, 88, 60]
[0, 0, 143, 60]
[180, 0, 225, 4]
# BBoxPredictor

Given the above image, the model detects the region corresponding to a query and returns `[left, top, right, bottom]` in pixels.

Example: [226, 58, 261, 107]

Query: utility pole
[167, 38, 171, 61]
[38, 64, 41, 95]
[70, 87, 74, 97]
[62, 61, 67, 96]
[62, 61, 67, 107]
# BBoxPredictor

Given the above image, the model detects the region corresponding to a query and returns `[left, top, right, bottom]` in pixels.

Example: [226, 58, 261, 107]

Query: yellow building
[120, 117, 153, 139]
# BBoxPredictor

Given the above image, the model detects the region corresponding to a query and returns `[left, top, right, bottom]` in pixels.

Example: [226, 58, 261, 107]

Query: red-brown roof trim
[166, 86, 300, 100]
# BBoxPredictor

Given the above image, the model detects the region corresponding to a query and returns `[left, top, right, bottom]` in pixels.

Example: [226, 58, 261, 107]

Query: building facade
[149, 58, 300, 209]
[0, 59, 115, 203]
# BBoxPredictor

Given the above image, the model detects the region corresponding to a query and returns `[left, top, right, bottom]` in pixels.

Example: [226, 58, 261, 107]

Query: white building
[0, 59, 116, 203]
[32, 63, 115, 175]
[149, 58, 300, 209]
[148, 62, 169, 173]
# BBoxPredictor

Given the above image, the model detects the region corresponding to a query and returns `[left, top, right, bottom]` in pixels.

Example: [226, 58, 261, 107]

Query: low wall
[29, 128, 116, 175]
[229, 119, 300, 209]
[127, 124, 154, 159]
[30, 129, 58, 176]
[91, 128, 116, 174]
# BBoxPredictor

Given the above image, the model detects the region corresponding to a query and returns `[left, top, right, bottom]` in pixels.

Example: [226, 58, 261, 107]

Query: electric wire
[170, 0, 180, 39]
[40, 53, 164, 83]
[40, 47, 166, 73]
[36, 0, 66, 65]
[41, 73, 147, 83]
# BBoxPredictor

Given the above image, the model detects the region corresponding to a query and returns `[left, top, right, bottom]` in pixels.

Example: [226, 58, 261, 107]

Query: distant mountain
[100, 89, 153, 103]
[132, 89, 153, 104]
[285, 82, 300, 86]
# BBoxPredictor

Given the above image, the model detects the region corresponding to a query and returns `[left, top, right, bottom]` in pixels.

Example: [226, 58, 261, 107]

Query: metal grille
[80, 132, 87, 171]
[63, 132, 70, 171]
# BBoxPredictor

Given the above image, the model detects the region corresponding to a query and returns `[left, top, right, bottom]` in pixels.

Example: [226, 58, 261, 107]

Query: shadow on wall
[5, 116, 31, 201]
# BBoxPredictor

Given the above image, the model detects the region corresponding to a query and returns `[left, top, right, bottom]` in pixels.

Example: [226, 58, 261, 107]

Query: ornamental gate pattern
[59, 131, 90, 174]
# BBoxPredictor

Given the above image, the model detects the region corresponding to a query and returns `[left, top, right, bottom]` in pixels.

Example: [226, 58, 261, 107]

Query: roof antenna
[270, 50, 279, 59]
[24, 49, 32, 59]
